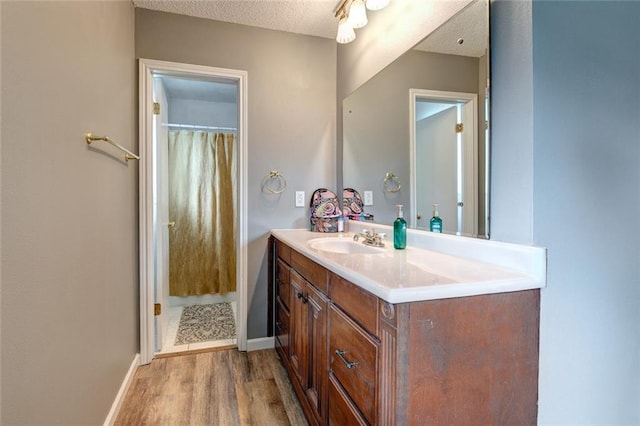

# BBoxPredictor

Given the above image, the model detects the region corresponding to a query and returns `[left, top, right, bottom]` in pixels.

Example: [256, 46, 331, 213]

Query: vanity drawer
[276, 239, 291, 265]
[330, 273, 379, 336]
[329, 304, 379, 424]
[276, 259, 291, 310]
[328, 373, 367, 426]
[291, 250, 329, 294]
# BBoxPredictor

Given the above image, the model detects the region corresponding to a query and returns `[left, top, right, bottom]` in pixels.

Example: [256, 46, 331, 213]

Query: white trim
[138, 58, 249, 364]
[409, 89, 478, 236]
[246, 337, 275, 352]
[139, 60, 153, 365]
[103, 353, 140, 426]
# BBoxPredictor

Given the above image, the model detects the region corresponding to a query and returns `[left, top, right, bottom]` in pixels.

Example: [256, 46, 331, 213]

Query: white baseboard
[104, 353, 140, 426]
[246, 336, 274, 351]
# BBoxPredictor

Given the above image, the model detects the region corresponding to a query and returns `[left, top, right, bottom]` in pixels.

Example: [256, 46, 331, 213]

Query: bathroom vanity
[268, 224, 545, 425]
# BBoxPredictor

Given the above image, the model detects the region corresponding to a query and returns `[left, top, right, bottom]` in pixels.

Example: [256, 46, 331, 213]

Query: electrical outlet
[364, 191, 373, 206]
[295, 191, 305, 207]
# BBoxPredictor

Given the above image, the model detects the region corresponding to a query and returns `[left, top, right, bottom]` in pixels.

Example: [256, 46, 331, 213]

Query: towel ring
[261, 171, 287, 194]
[383, 172, 402, 193]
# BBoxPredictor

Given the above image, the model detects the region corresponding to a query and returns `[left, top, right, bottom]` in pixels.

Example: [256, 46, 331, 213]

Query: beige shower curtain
[168, 130, 236, 296]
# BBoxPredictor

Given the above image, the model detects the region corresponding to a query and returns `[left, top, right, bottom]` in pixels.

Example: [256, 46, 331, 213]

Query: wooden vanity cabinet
[274, 256, 291, 363]
[269, 237, 540, 426]
[274, 297, 290, 362]
[288, 270, 307, 388]
[328, 373, 367, 425]
[274, 238, 329, 426]
[380, 290, 539, 425]
[327, 273, 382, 424]
[328, 304, 379, 424]
[300, 274, 329, 424]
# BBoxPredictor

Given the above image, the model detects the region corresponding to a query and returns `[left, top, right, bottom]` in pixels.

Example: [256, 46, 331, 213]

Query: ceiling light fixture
[348, 0, 368, 29]
[334, 0, 391, 44]
[365, 0, 390, 11]
[336, 13, 356, 44]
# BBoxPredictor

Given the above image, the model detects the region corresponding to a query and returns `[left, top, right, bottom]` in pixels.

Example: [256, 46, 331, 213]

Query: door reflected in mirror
[342, 0, 489, 239]
[410, 89, 479, 236]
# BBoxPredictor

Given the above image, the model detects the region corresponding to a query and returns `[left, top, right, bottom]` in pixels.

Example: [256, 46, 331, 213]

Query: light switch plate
[364, 190, 373, 206]
[295, 191, 305, 207]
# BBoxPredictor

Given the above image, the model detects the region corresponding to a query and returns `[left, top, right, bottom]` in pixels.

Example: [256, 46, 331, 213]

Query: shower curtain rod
[165, 123, 237, 131]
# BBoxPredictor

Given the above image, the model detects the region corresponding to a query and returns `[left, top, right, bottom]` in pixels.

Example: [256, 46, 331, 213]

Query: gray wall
[1, 1, 138, 424]
[492, 0, 640, 423]
[169, 98, 237, 129]
[135, 9, 337, 338]
[343, 50, 479, 225]
[531, 1, 640, 423]
[490, 0, 534, 244]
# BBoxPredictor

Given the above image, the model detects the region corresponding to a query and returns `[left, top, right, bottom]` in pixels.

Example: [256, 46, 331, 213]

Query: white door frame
[409, 89, 478, 236]
[138, 58, 248, 364]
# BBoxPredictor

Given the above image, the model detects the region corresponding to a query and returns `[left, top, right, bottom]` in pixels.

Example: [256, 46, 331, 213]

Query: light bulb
[348, 0, 368, 29]
[366, 0, 390, 11]
[336, 16, 356, 44]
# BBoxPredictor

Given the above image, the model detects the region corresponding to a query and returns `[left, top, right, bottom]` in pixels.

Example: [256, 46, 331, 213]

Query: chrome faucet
[353, 229, 386, 247]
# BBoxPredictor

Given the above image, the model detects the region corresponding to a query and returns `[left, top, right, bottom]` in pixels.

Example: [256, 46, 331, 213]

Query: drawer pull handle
[335, 350, 358, 369]
[275, 321, 282, 331]
[297, 292, 308, 304]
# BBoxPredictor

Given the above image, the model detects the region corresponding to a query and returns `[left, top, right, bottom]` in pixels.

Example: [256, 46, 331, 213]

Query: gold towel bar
[86, 133, 140, 162]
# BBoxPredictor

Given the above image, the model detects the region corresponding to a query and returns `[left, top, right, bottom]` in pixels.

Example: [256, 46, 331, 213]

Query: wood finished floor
[115, 349, 308, 426]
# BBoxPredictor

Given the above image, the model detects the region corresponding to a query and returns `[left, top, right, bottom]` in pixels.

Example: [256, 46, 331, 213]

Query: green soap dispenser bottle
[394, 204, 407, 249]
[430, 204, 443, 233]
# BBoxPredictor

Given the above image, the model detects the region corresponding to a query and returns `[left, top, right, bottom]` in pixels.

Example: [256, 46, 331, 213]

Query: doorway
[409, 89, 478, 236]
[139, 59, 248, 364]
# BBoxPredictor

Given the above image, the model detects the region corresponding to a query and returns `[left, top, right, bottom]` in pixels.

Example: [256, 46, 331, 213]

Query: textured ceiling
[132, 0, 340, 39]
[140, 1, 487, 111]
[133, 0, 488, 57]
[415, 0, 487, 57]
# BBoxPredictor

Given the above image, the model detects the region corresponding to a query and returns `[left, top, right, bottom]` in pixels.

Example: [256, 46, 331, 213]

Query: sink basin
[307, 237, 384, 254]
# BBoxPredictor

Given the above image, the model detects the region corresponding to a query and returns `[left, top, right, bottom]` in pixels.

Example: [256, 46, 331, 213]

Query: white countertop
[271, 225, 546, 304]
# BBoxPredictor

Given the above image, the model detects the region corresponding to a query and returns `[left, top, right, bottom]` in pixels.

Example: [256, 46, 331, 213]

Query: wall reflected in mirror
[342, 0, 489, 238]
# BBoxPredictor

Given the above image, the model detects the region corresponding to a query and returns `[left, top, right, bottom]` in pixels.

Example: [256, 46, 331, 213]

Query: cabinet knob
[297, 292, 308, 304]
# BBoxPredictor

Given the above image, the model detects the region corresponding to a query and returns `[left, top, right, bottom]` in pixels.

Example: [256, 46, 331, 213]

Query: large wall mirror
[342, 0, 490, 238]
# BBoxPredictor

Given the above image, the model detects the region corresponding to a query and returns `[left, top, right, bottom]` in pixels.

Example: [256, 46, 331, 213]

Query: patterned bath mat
[175, 302, 236, 345]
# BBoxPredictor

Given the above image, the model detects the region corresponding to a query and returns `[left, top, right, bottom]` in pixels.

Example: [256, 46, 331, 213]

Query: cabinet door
[289, 270, 308, 388]
[275, 298, 290, 361]
[306, 281, 329, 425]
[276, 258, 291, 310]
